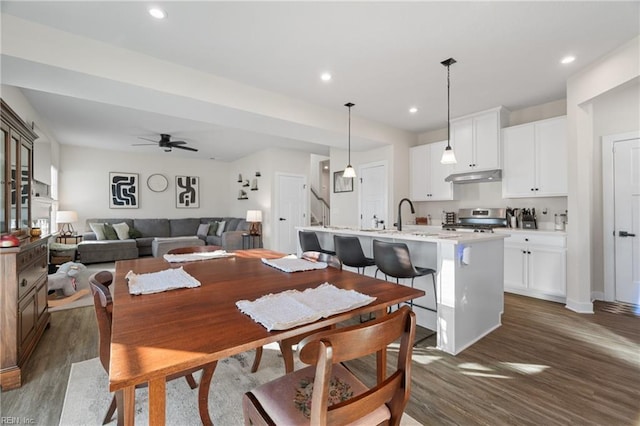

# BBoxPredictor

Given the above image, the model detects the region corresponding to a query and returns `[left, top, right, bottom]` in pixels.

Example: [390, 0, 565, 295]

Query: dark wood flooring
[2, 294, 638, 425]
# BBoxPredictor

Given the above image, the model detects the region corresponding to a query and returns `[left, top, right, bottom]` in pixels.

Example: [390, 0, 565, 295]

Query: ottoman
[152, 236, 204, 257]
[77, 240, 138, 264]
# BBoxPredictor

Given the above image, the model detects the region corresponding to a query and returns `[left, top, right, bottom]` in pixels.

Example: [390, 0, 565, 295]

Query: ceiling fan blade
[132, 143, 158, 146]
[168, 140, 187, 145]
[172, 145, 198, 152]
[137, 136, 159, 143]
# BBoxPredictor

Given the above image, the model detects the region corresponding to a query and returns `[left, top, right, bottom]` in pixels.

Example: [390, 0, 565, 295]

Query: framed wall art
[333, 171, 353, 193]
[109, 172, 139, 208]
[176, 175, 199, 208]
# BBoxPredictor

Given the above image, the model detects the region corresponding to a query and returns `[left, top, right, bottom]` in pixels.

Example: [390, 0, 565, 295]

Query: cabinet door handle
[21, 278, 28, 287]
[525, 238, 529, 242]
[619, 231, 636, 237]
[527, 251, 531, 254]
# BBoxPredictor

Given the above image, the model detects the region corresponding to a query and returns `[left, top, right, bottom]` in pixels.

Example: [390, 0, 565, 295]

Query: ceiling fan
[133, 134, 198, 152]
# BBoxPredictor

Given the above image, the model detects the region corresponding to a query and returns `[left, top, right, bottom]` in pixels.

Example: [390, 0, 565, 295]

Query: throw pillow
[89, 222, 106, 240]
[103, 223, 119, 240]
[128, 227, 143, 239]
[112, 222, 130, 240]
[208, 222, 219, 236]
[197, 223, 210, 238]
[216, 221, 226, 237]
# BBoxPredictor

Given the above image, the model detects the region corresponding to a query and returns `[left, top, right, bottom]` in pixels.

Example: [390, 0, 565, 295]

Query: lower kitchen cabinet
[501, 231, 566, 302]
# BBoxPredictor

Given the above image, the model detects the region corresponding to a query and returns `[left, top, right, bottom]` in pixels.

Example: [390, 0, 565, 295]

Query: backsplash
[412, 181, 568, 228]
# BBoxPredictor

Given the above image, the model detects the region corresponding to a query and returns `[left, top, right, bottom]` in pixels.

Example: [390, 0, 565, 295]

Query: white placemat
[126, 267, 201, 295]
[163, 250, 234, 263]
[236, 283, 376, 331]
[261, 254, 328, 272]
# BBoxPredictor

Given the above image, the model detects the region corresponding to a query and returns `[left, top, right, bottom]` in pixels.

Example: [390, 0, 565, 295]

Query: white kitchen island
[297, 226, 508, 355]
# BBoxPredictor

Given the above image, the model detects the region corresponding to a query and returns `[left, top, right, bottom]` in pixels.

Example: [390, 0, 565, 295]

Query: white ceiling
[1, 1, 638, 160]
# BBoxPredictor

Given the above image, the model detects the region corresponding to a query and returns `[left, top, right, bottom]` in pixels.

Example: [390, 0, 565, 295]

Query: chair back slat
[89, 271, 114, 373]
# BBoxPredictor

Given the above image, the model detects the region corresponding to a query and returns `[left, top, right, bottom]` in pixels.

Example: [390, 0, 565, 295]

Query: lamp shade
[440, 146, 457, 164]
[56, 210, 78, 224]
[246, 210, 262, 222]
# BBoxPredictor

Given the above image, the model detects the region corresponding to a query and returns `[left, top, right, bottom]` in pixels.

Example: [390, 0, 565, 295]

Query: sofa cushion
[103, 224, 119, 240]
[112, 222, 130, 240]
[216, 221, 226, 236]
[224, 217, 240, 231]
[197, 223, 210, 238]
[170, 218, 201, 237]
[89, 222, 106, 240]
[134, 219, 170, 237]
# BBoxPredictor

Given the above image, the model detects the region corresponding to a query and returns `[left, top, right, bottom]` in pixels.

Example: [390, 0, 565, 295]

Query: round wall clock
[147, 173, 168, 192]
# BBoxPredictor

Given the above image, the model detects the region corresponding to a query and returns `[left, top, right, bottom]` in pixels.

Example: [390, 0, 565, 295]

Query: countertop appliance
[442, 208, 507, 233]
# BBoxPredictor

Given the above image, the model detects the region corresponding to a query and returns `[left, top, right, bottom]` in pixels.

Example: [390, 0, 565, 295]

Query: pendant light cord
[447, 63, 451, 148]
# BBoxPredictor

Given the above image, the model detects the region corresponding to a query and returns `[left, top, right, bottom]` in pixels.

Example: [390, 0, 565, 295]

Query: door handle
[619, 231, 636, 237]
[279, 218, 286, 221]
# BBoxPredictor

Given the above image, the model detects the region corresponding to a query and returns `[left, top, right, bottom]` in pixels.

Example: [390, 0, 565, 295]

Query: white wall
[59, 145, 231, 229]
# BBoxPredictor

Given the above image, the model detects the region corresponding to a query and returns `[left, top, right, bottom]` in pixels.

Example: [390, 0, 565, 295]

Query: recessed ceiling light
[149, 7, 167, 19]
[561, 55, 575, 65]
[320, 72, 332, 82]
[409, 107, 418, 114]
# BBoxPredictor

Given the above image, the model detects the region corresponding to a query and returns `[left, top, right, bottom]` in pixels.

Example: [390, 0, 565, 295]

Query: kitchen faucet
[395, 198, 415, 231]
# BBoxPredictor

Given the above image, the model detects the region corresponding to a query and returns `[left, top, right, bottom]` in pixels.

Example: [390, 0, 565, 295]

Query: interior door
[359, 162, 387, 229]
[614, 138, 640, 304]
[275, 174, 306, 254]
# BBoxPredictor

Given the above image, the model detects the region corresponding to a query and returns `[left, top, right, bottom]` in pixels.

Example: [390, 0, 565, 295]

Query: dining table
[109, 248, 425, 425]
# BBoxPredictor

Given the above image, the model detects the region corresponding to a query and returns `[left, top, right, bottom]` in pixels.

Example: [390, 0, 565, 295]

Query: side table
[242, 233, 262, 249]
[57, 234, 83, 244]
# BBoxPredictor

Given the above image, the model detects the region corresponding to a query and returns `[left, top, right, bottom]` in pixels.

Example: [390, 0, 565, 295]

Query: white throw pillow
[196, 223, 210, 238]
[89, 222, 106, 240]
[216, 221, 226, 237]
[112, 222, 130, 240]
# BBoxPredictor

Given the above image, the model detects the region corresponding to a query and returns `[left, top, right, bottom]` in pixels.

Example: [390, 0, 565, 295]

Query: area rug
[59, 346, 420, 425]
[48, 262, 115, 313]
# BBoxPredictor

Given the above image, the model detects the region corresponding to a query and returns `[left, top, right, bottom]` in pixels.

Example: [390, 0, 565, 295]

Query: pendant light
[440, 58, 457, 165]
[343, 102, 357, 178]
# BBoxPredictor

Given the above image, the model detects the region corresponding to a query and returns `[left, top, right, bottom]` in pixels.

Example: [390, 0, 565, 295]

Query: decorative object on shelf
[251, 179, 258, 191]
[0, 234, 20, 247]
[343, 102, 356, 178]
[237, 174, 243, 183]
[243, 179, 250, 187]
[440, 57, 458, 165]
[255, 171, 261, 177]
[238, 189, 248, 200]
[147, 173, 168, 192]
[56, 210, 78, 236]
[30, 227, 42, 237]
[176, 176, 199, 208]
[334, 171, 353, 193]
[109, 172, 139, 208]
[246, 210, 262, 236]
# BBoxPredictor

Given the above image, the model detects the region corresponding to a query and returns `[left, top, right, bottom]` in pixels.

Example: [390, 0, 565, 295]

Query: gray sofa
[77, 217, 252, 264]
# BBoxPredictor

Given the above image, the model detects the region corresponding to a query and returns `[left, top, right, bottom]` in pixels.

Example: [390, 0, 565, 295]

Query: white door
[275, 174, 306, 254]
[359, 162, 387, 229]
[614, 138, 640, 304]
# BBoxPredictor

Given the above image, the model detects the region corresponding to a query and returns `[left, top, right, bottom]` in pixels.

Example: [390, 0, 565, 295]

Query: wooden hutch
[1, 99, 51, 390]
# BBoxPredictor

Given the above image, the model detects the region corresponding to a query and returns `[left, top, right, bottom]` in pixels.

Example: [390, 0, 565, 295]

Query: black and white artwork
[176, 175, 199, 208]
[109, 172, 138, 208]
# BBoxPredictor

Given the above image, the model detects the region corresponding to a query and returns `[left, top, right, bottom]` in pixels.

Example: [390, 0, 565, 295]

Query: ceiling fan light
[441, 145, 457, 164]
[343, 165, 356, 178]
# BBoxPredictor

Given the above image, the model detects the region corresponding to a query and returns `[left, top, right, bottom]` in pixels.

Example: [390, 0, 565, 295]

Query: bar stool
[372, 239, 437, 343]
[333, 235, 376, 274]
[298, 230, 335, 255]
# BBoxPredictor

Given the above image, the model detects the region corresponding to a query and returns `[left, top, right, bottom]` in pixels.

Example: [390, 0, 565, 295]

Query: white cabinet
[450, 107, 506, 173]
[502, 116, 567, 198]
[500, 231, 567, 302]
[410, 141, 455, 201]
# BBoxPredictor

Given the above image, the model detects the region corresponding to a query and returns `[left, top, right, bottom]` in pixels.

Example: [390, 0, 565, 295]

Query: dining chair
[167, 245, 223, 254]
[333, 235, 376, 274]
[250, 251, 341, 374]
[298, 230, 336, 255]
[243, 306, 416, 426]
[89, 271, 216, 425]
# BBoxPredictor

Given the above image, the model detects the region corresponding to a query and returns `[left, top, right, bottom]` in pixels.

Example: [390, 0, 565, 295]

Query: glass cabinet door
[20, 143, 31, 229]
[10, 134, 18, 230]
[1, 128, 5, 233]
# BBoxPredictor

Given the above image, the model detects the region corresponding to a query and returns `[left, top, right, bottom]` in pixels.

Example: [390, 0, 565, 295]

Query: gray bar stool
[372, 239, 437, 343]
[333, 235, 376, 274]
[298, 230, 335, 255]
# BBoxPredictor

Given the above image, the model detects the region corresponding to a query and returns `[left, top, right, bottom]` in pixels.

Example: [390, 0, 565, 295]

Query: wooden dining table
[109, 249, 425, 425]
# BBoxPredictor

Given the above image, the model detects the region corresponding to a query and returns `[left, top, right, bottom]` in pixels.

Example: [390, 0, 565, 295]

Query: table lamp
[246, 210, 262, 236]
[56, 210, 78, 236]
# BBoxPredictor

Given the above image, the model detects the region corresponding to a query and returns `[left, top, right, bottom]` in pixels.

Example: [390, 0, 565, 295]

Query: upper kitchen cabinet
[502, 116, 567, 198]
[450, 106, 508, 173]
[410, 140, 456, 201]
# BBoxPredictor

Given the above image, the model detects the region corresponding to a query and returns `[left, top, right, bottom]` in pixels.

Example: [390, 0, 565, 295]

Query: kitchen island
[297, 226, 508, 355]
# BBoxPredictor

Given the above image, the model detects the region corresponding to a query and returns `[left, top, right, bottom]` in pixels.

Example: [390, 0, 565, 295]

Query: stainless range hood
[445, 169, 502, 184]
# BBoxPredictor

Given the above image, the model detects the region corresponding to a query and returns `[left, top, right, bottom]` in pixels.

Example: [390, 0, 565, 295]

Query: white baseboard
[591, 291, 605, 302]
[565, 298, 594, 314]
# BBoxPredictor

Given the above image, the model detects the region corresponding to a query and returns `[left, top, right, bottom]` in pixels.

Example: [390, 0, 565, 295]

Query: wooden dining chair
[89, 271, 216, 425]
[250, 251, 342, 374]
[243, 306, 416, 426]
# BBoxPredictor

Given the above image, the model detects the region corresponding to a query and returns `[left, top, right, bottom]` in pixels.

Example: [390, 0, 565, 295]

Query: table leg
[116, 387, 135, 426]
[149, 378, 166, 425]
